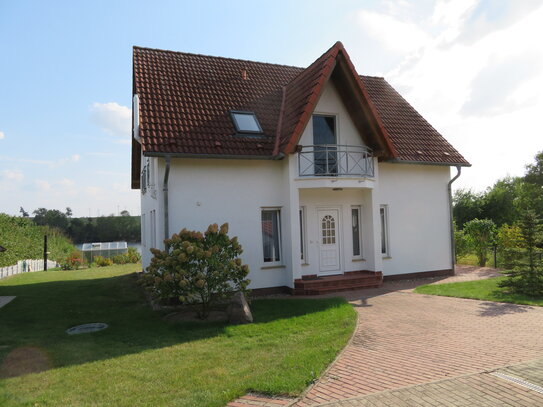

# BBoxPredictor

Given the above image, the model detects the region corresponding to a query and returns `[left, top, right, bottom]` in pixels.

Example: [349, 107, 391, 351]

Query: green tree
[464, 218, 497, 267]
[32, 208, 69, 231]
[496, 224, 524, 269]
[453, 189, 484, 229]
[524, 151, 543, 187]
[482, 177, 522, 226]
[499, 211, 543, 296]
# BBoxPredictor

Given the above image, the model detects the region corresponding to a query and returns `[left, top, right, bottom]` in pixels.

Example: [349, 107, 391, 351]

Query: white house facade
[132, 42, 470, 294]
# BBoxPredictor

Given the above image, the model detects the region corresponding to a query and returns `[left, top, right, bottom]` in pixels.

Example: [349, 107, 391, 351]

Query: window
[312, 115, 337, 175]
[261, 209, 281, 263]
[230, 111, 263, 133]
[380, 205, 389, 256]
[352, 206, 362, 257]
[299, 207, 306, 261]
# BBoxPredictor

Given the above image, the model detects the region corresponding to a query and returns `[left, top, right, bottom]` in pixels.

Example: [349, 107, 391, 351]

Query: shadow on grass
[0, 272, 344, 379]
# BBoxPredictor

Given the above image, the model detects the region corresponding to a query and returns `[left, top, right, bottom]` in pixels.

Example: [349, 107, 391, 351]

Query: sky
[1, 0, 542, 217]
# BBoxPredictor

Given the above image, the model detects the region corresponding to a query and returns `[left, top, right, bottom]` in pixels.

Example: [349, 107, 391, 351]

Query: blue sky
[1, 0, 542, 216]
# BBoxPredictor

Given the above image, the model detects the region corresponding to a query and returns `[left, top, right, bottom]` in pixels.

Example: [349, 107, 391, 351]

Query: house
[131, 42, 470, 295]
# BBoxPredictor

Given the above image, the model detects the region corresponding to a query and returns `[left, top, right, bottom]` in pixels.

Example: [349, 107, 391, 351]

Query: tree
[144, 223, 250, 319]
[453, 189, 484, 229]
[524, 151, 543, 187]
[482, 177, 522, 227]
[65, 207, 73, 217]
[463, 219, 497, 267]
[120, 210, 130, 217]
[496, 224, 524, 269]
[19, 207, 29, 217]
[32, 208, 69, 231]
[499, 210, 543, 296]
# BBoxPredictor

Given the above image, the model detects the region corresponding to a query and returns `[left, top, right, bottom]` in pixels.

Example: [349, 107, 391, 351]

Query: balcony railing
[298, 145, 374, 177]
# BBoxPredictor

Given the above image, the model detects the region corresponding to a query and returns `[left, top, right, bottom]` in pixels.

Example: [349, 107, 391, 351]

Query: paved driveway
[296, 281, 543, 406]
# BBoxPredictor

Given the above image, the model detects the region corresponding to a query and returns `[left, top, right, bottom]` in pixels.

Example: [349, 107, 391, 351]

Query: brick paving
[229, 266, 543, 406]
[297, 273, 543, 405]
[314, 367, 543, 406]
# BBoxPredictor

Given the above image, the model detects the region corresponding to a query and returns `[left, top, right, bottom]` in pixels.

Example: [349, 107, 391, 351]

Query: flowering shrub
[93, 256, 113, 267]
[111, 247, 141, 265]
[142, 223, 250, 319]
[60, 250, 84, 270]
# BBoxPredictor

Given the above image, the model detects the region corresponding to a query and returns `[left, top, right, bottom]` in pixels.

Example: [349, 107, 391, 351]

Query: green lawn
[0, 265, 356, 407]
[414, 276, 543, 306]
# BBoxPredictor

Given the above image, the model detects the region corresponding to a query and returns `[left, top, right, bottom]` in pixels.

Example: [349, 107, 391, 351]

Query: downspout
[163, 156, 171, 248]
[448, 166, 462, 274]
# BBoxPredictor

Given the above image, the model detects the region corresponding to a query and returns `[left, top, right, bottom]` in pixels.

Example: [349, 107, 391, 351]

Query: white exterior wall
[137, 78, 454, 285]
[377, 163, 452, 276]
[298, 80, 366, 148]
[154, 158, 293, 290]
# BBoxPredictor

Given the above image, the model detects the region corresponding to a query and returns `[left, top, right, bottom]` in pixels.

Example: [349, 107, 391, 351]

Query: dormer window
[230, 111, 263, 134]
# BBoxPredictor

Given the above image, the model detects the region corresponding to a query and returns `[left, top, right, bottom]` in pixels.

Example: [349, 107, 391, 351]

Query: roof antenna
[241, 68, 248, 80]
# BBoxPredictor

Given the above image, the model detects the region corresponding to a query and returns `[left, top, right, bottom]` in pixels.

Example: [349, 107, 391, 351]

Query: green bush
[464, 218, 497, 266]
[143, 223, 250, 319]
[94, 256, 113, 267]
[126, 247, 141, 263]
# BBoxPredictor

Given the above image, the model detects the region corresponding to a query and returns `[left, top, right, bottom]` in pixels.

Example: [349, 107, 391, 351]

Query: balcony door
[313, 115, 337, 175]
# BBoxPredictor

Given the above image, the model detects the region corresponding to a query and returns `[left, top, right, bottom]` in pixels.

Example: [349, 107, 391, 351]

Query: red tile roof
[132, 42, 469, 186]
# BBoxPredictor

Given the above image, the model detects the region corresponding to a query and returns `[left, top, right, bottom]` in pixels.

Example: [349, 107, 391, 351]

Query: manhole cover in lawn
[66, 323, 108, 335]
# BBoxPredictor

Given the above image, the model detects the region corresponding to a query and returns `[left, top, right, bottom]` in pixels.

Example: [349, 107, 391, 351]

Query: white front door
[318, 208, 340, 273]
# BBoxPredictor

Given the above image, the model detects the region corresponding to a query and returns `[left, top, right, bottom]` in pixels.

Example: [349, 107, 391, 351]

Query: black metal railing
[298, 145, 374, 177]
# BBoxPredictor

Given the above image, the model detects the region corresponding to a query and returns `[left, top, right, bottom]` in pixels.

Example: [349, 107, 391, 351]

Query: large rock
[227, 292, 253, 324]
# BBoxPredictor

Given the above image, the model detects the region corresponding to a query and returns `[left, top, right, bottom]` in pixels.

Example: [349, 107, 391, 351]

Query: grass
[0, 264, 356, 407]
[414, 276, 543, 306]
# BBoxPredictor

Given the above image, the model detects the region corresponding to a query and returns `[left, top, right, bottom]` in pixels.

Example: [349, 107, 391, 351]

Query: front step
[294, 271, 383, 295]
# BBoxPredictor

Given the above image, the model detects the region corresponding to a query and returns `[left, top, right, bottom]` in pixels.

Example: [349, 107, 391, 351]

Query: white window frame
[299, 206, 307, 263]
[351, 205, 363, 259]
[261, 208, 282, 266]
[380, 205, 390, 257]
[142, 213, 146, 248]
[150, 210, 156, 249]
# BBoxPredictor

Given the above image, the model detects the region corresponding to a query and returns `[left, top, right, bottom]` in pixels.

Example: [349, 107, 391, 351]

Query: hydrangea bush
[143, 223, 250, 319]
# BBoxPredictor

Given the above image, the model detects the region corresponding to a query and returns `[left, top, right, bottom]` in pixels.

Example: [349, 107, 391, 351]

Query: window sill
[301, 262, 310, 266]
[382, 256, 392, 260]
[261, 264, 286, 270]
[352, 258, 366, 262]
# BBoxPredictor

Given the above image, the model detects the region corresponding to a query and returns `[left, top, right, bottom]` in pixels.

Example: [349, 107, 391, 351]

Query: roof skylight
[230, 111, 263, 133]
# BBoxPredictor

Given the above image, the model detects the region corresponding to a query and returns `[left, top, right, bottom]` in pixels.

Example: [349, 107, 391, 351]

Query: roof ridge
[133, 45, 304, 71]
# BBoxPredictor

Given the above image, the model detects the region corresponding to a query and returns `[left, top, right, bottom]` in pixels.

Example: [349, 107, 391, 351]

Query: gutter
[163, 156, 171, 246]
[385, 158, 471, 167]
[447, 166, 462, 274]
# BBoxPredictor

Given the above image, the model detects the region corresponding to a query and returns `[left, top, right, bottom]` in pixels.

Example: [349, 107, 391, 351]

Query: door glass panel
[321, 215, 336, 244]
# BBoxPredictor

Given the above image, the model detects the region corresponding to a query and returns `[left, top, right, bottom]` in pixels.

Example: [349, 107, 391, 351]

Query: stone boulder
[227, 292, 253, 324]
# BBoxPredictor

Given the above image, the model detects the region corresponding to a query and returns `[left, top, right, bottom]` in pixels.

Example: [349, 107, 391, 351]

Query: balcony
[298, 145, 374, 177]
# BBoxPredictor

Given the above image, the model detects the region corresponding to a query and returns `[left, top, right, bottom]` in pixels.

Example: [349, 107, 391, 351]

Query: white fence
[0, 259, 60, 280]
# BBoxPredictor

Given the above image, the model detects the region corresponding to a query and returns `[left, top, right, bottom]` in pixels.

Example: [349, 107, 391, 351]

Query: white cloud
[2, 170, 23, 181]
[90, 102, 131, 142]
[0, 153, 82, 168]
[35, 180, 51, 191]
[356, 10, 431, 54]
[0, 131, 5, 140]
[353, 0, 543, 191]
